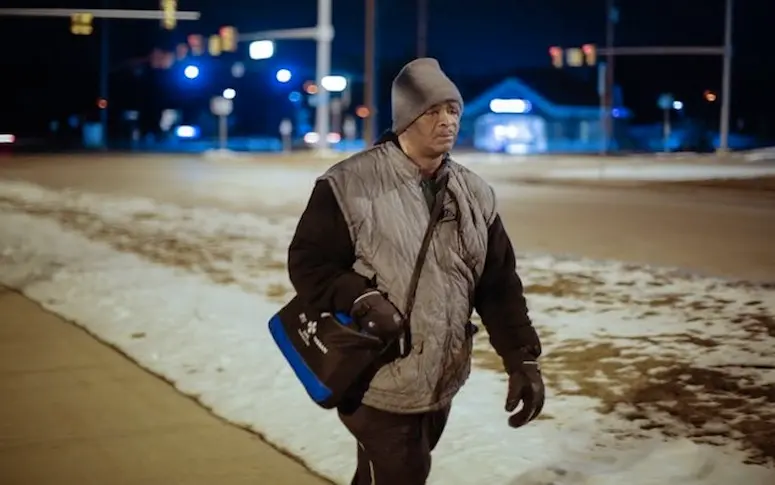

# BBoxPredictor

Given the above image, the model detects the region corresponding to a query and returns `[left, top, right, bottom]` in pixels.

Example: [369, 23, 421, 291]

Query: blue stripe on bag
[268, 314, 333, 403]
[334, 312, 353, 325]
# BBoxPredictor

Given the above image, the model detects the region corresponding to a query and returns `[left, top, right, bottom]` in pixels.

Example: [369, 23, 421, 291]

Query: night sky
[2, 0, 774, 137]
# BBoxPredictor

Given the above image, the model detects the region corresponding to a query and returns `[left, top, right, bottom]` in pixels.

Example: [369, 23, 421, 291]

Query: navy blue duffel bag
[268, 296, 384, 409]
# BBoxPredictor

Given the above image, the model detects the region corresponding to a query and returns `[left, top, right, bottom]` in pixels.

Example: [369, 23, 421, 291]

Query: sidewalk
[0, 287, 330, 485]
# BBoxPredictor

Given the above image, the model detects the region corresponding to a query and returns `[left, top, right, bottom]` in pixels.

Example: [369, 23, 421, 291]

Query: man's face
[406, 101, 461, 157]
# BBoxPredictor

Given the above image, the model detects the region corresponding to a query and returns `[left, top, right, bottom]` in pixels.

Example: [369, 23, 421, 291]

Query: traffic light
[549, 46, 563, 68]
[220, 26, 237, 52]
[188, 34, 204, 56]
[71, 13, 93, 35]
[176, 43, 188, 60]
[150, 49, 175, 69]
[161, 0, 177, 30]
[208, 35, 222, 56]
[582, 44, 597, 66]
[566, 48, 583, 67]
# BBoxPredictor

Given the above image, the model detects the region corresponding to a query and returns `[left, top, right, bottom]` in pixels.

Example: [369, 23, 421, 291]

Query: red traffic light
[582, 44, 594, 54]
[187, 34, 204, 55]
[549, 46, 563, 68]
[219, 26, 237, 52]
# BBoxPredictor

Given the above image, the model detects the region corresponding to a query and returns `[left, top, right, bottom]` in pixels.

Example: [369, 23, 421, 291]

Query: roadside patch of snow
[202, 148, 252, 160]
[742, 147, 775, 163]
[1, 179, 773, 484]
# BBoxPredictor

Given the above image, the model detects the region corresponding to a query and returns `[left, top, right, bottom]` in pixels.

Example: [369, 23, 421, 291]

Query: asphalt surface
[2, 154, 773, 282]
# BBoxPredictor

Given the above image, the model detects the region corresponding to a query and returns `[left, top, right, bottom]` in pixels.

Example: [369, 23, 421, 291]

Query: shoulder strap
[402, 173, 450, 325]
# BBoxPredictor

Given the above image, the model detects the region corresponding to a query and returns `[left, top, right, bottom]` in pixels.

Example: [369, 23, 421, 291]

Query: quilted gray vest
[321, 142, 496, 413]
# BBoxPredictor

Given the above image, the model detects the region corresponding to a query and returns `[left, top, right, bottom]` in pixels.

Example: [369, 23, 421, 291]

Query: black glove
[351, 290, 404, 342]
[505, 361, 545, 428]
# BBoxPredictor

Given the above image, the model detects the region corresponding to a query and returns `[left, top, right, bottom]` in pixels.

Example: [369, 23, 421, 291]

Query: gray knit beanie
[391, 58, 464, 135]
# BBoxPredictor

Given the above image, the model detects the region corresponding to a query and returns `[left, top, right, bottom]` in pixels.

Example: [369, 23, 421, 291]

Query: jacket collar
[376, 131, 450, 182]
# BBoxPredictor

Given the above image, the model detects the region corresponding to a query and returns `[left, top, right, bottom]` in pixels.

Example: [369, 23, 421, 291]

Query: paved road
[494, 181, 774, 282]
[2, 154, 773, 281]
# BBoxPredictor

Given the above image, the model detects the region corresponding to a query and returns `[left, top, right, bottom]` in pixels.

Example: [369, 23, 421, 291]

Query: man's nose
[439, 111, 456, 126]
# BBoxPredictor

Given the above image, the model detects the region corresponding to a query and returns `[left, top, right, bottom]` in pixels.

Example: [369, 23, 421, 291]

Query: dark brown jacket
[288, 139, 541, 411]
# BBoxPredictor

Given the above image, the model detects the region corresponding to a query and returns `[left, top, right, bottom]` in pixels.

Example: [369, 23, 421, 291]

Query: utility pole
[364, 0, 376, 145]
[99, 0, 109, 150]
[417, 0, 428, 58]
[601, 0, 616, 155]
[718, 0, 733, 153]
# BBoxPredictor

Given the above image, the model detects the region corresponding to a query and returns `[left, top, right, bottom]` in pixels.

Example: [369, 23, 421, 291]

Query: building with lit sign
[458, 72, 631, 154]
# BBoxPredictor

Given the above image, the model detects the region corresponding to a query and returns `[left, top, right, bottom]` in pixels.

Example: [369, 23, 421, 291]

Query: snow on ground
[1, 179, 774, 485]
[742, 147, 775, 163]
[543, 164, 775, 181]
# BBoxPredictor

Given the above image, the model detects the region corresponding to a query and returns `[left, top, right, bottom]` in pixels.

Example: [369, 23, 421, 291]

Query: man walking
[288, 58, 544, 484]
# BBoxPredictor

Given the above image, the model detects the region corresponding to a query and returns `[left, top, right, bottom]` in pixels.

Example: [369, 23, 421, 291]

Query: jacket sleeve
[474, 214, 542, 374]
[287, 178, 373, 314]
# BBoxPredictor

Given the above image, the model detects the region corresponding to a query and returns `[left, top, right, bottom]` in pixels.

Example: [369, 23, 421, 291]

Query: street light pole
[718, 0, 733, 153]
[313, 0, 333, 154]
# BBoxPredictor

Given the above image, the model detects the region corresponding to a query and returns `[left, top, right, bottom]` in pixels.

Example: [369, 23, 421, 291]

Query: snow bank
[1, 179, 773, 485]
[742, 147, 775, 163]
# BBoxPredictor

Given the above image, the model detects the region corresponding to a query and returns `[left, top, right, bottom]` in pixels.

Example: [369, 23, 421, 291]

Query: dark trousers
[338, 403, 451, 485]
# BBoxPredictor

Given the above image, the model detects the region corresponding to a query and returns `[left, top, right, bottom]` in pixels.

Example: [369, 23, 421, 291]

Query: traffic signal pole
[595, 0, 733, 154]
[602, 0, 615, 155]
[549, 18, 734, 157]
[314, 0, 333, 156]
[100, 0, 109, 151]
[597, 44, 729, 156]
[0, 7, 201, 149]
[597, 46, 725, 56]
[7, 2, 340, 155]
[719, 0, 734, 153]
[236, 0, 335, 155]
[0, 8, 200, 20]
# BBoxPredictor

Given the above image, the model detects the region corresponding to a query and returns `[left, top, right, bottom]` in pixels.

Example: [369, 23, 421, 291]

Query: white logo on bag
[297, 320, 328, 354]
